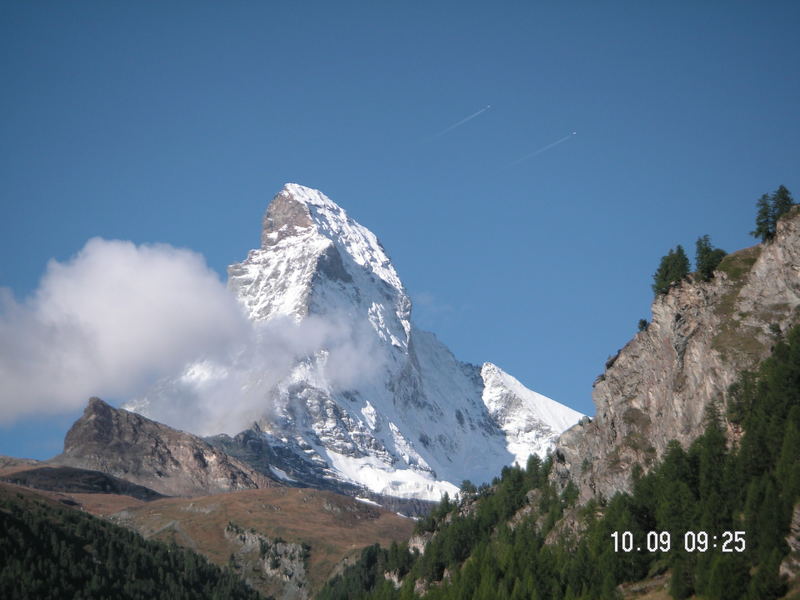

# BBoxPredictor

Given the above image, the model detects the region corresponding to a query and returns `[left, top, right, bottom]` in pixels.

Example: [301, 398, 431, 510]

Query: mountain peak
[281, 182, 340, 209]
[86, 396, 111, 411]
[137, 184, 582, 500]
[261, 184, 350, 248]
[260, 185, 314, 248]
[233, 184, 406, 323]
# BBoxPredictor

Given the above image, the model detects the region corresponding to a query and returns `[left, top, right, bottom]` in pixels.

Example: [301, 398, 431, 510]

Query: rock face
[225, 524, 310, 600]
[130, 184, 583, 501]
[554, 208, 800, 502]
[52, 398, 274, 497]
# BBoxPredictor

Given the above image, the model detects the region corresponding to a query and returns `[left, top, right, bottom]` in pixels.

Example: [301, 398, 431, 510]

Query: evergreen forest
[0, 488, 266, 599]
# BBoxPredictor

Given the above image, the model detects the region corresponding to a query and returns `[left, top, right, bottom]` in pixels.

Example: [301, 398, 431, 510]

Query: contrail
[507, 131, 577, 167]
[427, 105, 491, 140]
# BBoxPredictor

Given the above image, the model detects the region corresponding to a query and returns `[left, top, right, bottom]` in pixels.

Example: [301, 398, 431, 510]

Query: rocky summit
[127, 184, 582, 501]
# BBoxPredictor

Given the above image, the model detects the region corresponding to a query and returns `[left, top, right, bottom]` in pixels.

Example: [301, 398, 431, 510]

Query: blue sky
[1, 1, 799, 459]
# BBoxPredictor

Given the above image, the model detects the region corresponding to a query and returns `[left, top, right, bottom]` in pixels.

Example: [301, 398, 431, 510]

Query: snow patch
[269, 465, 297, 482]
[325, 449, 458, 501]
[355, 496, 381, 507]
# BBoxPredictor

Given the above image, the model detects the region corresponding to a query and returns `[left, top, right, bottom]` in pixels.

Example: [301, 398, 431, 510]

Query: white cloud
[0, 238, 248, 424]
[0, 237, 387, 436]
[127, 313, 386, 436]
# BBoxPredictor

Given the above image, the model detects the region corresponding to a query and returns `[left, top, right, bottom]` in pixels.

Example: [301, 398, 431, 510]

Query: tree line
[651, 185, 794, 299]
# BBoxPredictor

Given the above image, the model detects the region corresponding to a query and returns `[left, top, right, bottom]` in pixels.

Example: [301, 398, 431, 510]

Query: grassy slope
[111, 487, 415, 596]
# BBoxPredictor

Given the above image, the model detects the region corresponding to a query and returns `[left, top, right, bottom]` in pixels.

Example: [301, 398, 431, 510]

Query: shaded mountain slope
[0, 465, 164, 501]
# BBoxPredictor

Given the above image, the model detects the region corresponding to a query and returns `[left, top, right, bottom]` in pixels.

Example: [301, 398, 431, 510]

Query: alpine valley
[0, 185, 583, 599]
[4, 185, 799, 600]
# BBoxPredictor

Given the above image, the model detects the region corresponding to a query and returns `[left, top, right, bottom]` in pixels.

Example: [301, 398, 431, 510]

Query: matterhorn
[129, 184, 582, 501]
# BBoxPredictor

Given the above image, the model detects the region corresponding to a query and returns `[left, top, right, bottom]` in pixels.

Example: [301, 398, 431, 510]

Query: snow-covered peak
[135, 184, 583, 502]
[481, 362, 584, 466]
[280, 182, 343, 211]
[263, 183, 404, 295]
[230, 184, 411, 351]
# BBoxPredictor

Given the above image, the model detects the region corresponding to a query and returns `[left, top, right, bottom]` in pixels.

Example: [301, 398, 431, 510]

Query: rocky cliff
[554, 207, 800, 502]
[52, 397, 274, 496]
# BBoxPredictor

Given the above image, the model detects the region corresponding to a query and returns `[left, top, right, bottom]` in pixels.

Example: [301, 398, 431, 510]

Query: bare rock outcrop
[225, 523, 310, 600]
[51, 397, 275, 496]
[554, 208, 800, 502]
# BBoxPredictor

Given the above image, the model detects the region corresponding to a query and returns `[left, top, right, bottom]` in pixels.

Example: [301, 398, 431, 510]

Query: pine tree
[669, 555, 693, 600]
[752, 194, 773, 242]
[746, 548, 787, 600]
[695, 235, 727, 281]
[775, 408, 800, 502]
[772, 185, 794, 222]
[704, 554, 749, 600]
[751, 186, 795, 242]
[674, 244, 690, 283]
[652, 245, 690, 296]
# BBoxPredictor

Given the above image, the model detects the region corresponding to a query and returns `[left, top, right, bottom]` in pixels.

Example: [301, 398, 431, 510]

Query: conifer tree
[775, 409, 800, 502]
[752, 194, 773, 242]
[669, 555, 694, 600]
[652, 245, 690, 296]
[751, 186, 795, 242]
[747, 548, 787, 600]
[772, 185, 794, 222]
[704, 554, 749, 600]
[695, 235, 727, 281]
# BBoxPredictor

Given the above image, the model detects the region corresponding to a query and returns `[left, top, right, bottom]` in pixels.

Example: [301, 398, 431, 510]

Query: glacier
[128, 183, 582, 501]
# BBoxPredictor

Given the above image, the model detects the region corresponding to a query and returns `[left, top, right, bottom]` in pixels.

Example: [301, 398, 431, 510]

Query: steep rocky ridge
[51, 398, 275, 497]
[554, 207, 800, 502]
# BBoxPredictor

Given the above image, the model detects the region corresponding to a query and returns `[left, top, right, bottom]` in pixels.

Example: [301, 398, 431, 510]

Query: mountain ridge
[51, 397, 276, 497]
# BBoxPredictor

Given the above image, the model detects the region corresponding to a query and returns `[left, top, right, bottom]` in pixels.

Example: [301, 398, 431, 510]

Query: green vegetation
[695, 235, 727, 282]
[652, 244, 690, 296]
[716, 245, 761, 283]
[752, 185, 795, 243]
[651, 234, 727, 297]
[0, 489, 265, 599]
[651, 185, 795, 298]
[317, 325, 800, 600]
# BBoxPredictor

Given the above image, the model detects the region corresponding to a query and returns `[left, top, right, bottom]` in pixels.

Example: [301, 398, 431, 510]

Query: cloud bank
[128, 314, 384, 436]
[0, 238, 248, 423]
[0, 237, 384, 435]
